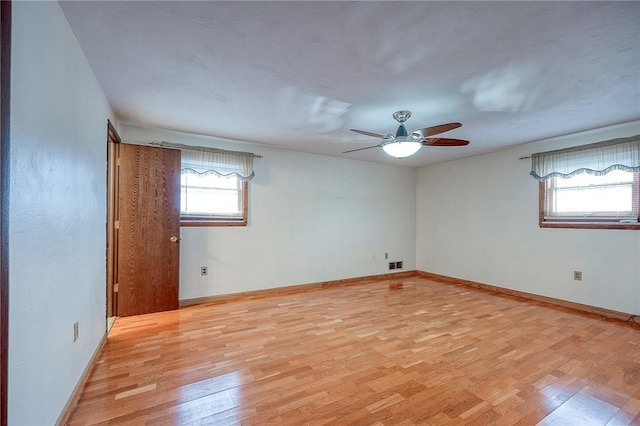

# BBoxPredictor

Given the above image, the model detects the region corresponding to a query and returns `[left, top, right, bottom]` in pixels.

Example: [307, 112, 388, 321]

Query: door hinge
[113, 283, 119, 293]
[114, 220, 120, 230]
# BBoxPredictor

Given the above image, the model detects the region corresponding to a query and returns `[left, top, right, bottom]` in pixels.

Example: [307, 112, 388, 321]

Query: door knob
[170, 236, 179, 243]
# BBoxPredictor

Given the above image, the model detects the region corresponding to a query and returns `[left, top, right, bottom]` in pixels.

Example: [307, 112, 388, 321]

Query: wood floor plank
[67, 277, 640, 425]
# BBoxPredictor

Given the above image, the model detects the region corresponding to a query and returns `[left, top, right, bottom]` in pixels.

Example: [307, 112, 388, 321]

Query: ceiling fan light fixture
[382, 138, 422, 158]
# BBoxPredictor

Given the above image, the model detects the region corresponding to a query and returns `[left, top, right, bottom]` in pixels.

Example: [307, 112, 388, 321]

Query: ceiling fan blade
[350, 129, 385, 138]
[416, 122, 462, 137]
[423, 138, 470, 147]
[343, 144, 381, 153]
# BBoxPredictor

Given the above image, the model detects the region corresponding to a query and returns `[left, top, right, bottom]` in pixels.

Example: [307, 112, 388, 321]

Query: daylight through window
[181, 172, 247, 224]
[542, 170, 639, 226]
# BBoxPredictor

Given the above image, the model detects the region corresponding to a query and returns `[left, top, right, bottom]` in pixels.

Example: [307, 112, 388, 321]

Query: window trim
[180, 180, 248, 227]
[538, 175, 640, 230]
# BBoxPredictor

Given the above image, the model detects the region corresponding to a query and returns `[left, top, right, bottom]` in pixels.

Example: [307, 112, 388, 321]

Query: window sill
[181, 219, 247, 227]
[540, 221, 640, 230]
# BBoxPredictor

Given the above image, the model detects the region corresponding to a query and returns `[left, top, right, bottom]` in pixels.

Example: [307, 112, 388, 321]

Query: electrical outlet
[73, 322, 79, 342]
[396, 261, 403, 269]
[201, 266, 208, 276]
[574, 271, 582, 281]
[389, 262, 396, 270]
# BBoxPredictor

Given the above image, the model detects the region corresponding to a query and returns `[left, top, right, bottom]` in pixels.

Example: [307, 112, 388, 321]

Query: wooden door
[117, 144, 181, 317]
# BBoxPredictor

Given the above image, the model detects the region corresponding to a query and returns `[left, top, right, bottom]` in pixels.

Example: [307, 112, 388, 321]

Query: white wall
[417, 121, 640, 315]
[121, 125, 417, 300]
[9, 3, 115, 424]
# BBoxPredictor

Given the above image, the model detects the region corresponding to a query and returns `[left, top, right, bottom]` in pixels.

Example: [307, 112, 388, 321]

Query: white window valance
[151, 141, 257, 181]
[530, 135, 640, 181]
[181, 149, 255, 181]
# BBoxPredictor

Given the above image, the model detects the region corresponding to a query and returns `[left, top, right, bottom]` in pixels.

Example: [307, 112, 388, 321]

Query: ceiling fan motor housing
[393, 110, 412, 138]
[396, 125, 408, 137]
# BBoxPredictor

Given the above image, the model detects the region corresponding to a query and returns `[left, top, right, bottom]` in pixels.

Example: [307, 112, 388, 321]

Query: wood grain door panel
[117, 144, 180, 317]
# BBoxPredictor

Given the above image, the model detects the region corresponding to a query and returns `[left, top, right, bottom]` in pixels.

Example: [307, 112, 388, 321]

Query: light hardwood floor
[68, 276, 640, 425]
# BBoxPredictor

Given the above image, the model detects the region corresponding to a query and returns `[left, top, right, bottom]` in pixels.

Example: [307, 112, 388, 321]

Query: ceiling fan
[345, 110, 469, 158]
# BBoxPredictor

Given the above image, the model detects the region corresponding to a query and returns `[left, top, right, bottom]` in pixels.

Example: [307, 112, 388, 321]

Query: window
[540, 170, 639, 229]
[531, 135, 640, 230]
[152, 144, 257, 227]
[181, 173, 248, 226]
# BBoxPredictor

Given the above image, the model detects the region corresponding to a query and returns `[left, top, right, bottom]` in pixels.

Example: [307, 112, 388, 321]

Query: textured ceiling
[60, 1, 640, 167]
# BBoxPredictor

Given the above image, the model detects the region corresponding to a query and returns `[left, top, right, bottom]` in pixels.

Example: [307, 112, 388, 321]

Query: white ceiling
[60, 1, 640, 167]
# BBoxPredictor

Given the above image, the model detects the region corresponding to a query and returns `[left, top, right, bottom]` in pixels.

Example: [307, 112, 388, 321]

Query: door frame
[1, 2, 11, 425]
[106, 120, 121, 321]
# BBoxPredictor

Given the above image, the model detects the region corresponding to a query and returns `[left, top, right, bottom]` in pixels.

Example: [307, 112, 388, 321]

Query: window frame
[180, 179, 248, 227]
[538, 171, 640, 230]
